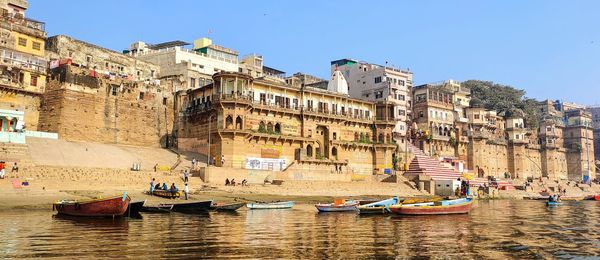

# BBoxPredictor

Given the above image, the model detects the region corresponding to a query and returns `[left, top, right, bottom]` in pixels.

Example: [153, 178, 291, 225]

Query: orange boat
[389, 198, 473, 215]
[53, 194, 131, 217]
[594, 195, 600, 201]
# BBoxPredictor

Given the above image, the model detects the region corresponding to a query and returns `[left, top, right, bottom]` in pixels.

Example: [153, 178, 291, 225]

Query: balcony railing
[0, 49, 47, 73]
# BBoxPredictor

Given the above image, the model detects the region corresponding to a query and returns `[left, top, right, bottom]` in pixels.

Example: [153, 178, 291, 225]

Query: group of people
[548, 194, 562, 203]
[149, 177, 190, 200]
[0, 162, 18, 179]
[225, 178, 247, 187]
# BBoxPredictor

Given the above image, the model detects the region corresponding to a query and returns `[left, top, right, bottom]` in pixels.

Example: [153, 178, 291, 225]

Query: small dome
[504, 108, 525, 119]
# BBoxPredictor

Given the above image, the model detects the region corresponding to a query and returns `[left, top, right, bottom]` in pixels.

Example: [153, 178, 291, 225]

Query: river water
[1, 200, 599, 259]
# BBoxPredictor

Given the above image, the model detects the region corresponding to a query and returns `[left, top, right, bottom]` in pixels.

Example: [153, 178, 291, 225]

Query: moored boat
[389, 198, 473, 215]
[149, 189, 180, 199]
[140, 204, 173, 213]
[53, 193, 131, 217]
[546, 201, 561, 206]
[161, 200, 213, 213]
[358, 197, 400, 214]
[210, 202, 246, 212]
[247, 201, 294, 210]
[315, 199, 359, 212]
[126, 200, 146, 216]
[595, 195, 600, 201]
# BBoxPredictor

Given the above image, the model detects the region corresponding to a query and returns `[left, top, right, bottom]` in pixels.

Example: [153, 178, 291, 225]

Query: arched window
[259, 121, 266, 133]
[267, 122, 274, 133]
[378, 133, 384, 143]
[354, 132, 359, 142]
[438, 126, 443, 136]
[443, 127, 449, 136]
[332, 147, 338, 158]
[386, 134, 391, 143]
[235, 116, 243, 129]
[274, 123, 281, 134]
[306, 144, 313, 157]
[225, 115, 233, 129]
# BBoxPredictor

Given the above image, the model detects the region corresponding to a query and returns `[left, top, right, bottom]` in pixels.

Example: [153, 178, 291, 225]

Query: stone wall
[39, 66, 174, 147]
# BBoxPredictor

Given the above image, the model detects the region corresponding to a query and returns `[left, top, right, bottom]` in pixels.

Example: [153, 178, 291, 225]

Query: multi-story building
[563, 109, 595, 181]
[412, 80, 470, 159]
[127, 37, 252, 92]
[0, 0, 47, 131]
[331, 58, 412, 143]
[40, 35, 174, 147]
[175, 70, 397, 175]
[588, 107, 600, 164]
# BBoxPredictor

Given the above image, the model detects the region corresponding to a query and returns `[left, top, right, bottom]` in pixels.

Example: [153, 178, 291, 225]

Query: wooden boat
[594, 195, 600, 201]
[546, 201, 561, 206]
[53, 193, 130, 217]
[140, 204, 173, 213]
[315, 199, 359, 212]
[210, 202, 245, 212]
[358, 197, 400, 214]
[161, 200, 213, 213]
[561, 196, 584, 201]
[401, 196, 443, 204]
[125, 200, 146, 216]
[247, 201, 294, 210]
[389, 198, 473, 215]
[149, 189, 180, 199]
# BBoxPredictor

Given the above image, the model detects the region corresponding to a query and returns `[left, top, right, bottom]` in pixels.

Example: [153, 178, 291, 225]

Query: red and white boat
[53, 193, 131, 217]
[389, 198, 473, 215]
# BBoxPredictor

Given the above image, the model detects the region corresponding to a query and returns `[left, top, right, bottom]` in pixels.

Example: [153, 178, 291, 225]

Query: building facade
[175, 71, 397, 175]
[332, 58, 412, 143]
[0, 0, 47, 130]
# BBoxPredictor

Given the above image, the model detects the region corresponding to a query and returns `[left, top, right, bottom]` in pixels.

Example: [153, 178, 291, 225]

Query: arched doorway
[331, 147, 338, 159]
[235, 116, 243, 129]
[267, 122, 273, 133]
[306, 144, 313, 157]
[274, 123, 281, 134]
[225, 115, 233, 129]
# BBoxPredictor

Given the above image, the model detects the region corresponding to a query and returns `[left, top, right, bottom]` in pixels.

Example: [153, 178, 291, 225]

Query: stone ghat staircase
[403, 144, 513, 188]
[404, 144, 461, 181]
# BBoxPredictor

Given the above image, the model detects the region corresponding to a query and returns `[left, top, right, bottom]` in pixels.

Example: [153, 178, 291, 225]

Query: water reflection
[0, 200, 599, 258]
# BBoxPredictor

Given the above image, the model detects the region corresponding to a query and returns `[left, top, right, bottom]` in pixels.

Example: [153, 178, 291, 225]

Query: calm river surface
[1, 200, 599, 259]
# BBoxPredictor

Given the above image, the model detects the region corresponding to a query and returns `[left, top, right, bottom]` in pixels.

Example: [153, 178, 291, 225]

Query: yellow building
[176, 71, 397, 178]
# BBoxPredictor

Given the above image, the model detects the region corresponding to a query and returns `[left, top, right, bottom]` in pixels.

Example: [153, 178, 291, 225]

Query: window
[374, 76, 382, 84]
[398, 94, 405, 101]
[163, 97, 167, 105]
[474, 114, 480, 119]
[151, 70, 155, 77]
[375, 91, 383, 99]
[399, 80, 405, 86]
[190, 78, 195, 88]
[30, 75, 37, 86]
[419, 111, 424, 118]
[111, 86, 118, 96]
[86, 56, 92, 63]
[139, 92, 145, 100]
[32, 41, 41, 50]
[17, 37, 26, 46]
[398, 109, 405, 116]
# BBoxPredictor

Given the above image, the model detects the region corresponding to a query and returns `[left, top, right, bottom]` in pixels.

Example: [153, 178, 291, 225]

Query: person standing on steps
[184, 183, 189, 200]
[221, 155, 225, 167]
[191, 158, 196, 169]
[150, 178, 155, 195]
[183, 169, 189, 183]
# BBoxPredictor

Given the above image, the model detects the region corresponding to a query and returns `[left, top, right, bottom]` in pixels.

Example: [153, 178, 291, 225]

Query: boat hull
[595, 195, 600, 201]
[150, 190, 180, 199]
[316, 204, 357, 212]
[247, 201, 294, 209]
[358, 197, 399, 214]
[163, 200, 213, 213]
[54, 195, 130, 217]
[140, 205, 173, 213]
[211, 202, 245, 211]
[126, 200, 145, 216]
[546, 201, 561, 206]
[390, 198, 473, 215]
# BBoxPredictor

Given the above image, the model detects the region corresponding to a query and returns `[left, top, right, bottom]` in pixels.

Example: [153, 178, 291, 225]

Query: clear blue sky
[30, 0, 600, 105]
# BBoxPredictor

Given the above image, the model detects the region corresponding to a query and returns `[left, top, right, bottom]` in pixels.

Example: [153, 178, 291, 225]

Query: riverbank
[2, 165, 600, 211]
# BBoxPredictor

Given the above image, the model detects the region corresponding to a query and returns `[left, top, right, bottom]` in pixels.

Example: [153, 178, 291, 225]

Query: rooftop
[148, 40, 190, 50]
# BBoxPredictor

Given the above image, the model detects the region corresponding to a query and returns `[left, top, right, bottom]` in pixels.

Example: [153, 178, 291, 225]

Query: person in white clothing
[184, 183, 189, 200]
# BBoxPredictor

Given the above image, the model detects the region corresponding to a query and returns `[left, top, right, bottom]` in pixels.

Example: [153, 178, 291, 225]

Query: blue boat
[357, 197, 400, 214]
[247, 201, 294, 210]
[546, 201, 561, 206]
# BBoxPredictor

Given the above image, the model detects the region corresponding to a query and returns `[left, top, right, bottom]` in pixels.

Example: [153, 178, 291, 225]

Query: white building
[127, 37, 263, 92]
[331, 58, 413, 139]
